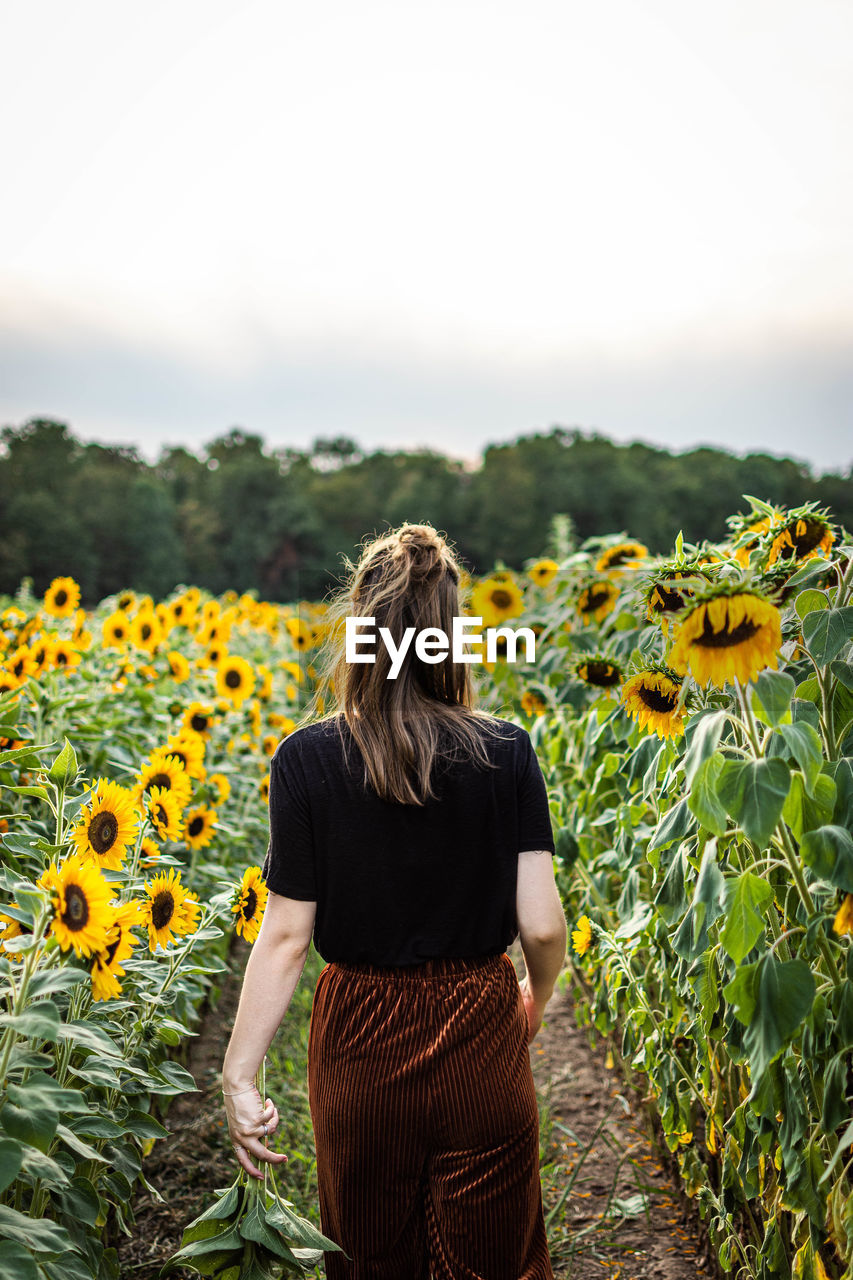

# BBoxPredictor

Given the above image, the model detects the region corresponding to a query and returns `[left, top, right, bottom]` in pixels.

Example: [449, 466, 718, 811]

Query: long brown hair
[300, 522, 506, 804]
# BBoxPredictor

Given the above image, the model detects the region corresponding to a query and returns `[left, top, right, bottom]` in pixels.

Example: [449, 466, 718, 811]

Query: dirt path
[118, 955, 718, 1279]
[530, 976, 719, 1280]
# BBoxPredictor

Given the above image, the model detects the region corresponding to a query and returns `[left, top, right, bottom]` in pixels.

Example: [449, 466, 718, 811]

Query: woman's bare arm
[516, 849, 568, 1042]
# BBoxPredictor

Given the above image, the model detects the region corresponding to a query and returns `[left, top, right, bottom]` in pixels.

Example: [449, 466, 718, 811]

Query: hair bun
[398, 525, 443, 580]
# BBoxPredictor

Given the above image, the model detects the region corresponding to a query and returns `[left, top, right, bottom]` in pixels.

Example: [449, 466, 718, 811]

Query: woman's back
[262, 713, 555, 966]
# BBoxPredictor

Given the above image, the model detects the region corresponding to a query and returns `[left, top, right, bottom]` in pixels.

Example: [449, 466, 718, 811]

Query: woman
[222, 522, 568, 1279]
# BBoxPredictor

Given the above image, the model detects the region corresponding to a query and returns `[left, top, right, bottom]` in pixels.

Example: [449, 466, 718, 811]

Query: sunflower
[248, 698, 263, 737]
[767, 509, 835, 567]
[145, 786, 185, 843]
[268, 713, 297, 735]
[142, 867, 193, 952]
[163, 729, 207, 781]
[38, 854, 118, 958]
[5, 646, 36, 682]
[527, 559, 560, 588]
[726, 505, 784, 567]
[576, 580, 619, 625]
[51, 639, 82, 673]
[594, 541, 648, 575]
[43, 577, 81, 618]
[0, 903, 29, 961]
[575, 656, 623, 688]
[469, 576, 525, 629]
[285, 616, 313, 651]
[116, 590, 137, 613]
[621, 667, 685, 739]
[140, 836, 161, 866]
[262, 734, 279, 757]
[176, 889, 202, 936]
[231, 867, 269, 943]
[669, 586, 782, 689]
[102, 611, 131, 648]
[279, 661, 303, 684]
[259, 774, 270, 803]
[184, 806, 217, 851]
[167, 651, 191, 682]
[169, 595, 198, 630]
[130, 610, 162, 654]
[208, 772, 231, 804]
[71, 779, 140, 869]
[27, 635, 55, 675]
[521, 689, 547, 717]
[643, 564, 708, 632]
[833, 895, 853, 937]
[134, 749, 194, 811]
[572, 915, 593, 957]
[216, 655, 256, 707]
[89, 899, 145, 1001]
[183, 701, 215, 738]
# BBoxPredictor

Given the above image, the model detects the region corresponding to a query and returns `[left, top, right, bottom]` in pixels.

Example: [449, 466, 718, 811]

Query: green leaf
[775, 722, 823, 794]
[802, 606, 853, 665]
[752, 669, 795, 727]
[239, 1199, 294, 1259]
[652, 845, 687, 926]
[266, 1196, 344, 1251]
[743, 955, 815, 1081]
[783, 772, 837, 841]
[720, 873, 773, 964]
[47, 738, 77, 787]
[795, 589, 829, 621]
[683, 710, 728, 787]
[831, 661, 853, 692]
[0, 1240, 40, 1280]
[56, 1176, 101, 1228]
[800, 826, 853, 893]
[0, 1139, 23, 1196]
[717, 758, 791, 850]
[723, 960, 760, 1026]
[0, 1204, 76, 1253]
[821, 1052, 849, 1134]
[687, 754, 728, 837]
[648, 797, 696, 852]
[2, 786, 51, 802]
[0, 1001, 61, 1044]
[692, 839, 726, 940]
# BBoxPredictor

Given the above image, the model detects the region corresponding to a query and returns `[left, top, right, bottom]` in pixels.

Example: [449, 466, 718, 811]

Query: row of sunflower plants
[478, 499, 852, 1277]
[0, 579, 336, 1279]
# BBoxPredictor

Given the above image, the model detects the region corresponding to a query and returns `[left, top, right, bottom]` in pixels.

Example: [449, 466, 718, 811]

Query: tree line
[1, 418, 850, 604]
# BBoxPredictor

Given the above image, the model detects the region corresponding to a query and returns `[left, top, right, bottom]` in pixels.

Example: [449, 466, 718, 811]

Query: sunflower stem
[775, 825, 838, 980]
[0, 905, 50, 1087]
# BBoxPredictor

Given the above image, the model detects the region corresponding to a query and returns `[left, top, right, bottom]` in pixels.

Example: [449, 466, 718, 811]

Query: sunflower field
[0, 494, 852, 1278]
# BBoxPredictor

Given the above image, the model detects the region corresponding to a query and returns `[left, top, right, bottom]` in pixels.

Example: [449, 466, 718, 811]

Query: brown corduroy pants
[307, 952, 554, 1280]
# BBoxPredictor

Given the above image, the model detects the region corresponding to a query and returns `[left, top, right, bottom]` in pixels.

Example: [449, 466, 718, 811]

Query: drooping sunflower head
[766, 505, 835, 568]
[574, 654, 624, 689]
[71, 779, 140, 870]
[725, 503, 785, 567]
[642, 561, 710, 632]
[145, 786, 185, 843]
[184, 805, 217, 851]
[594, 541, 649, 576]
[668, 584, 782, 689]
[231, 867, 269, 943]
[621, 665, 686, 739]
[37, 854, 118, 958]
[576, 580, 619, 626]
[43, 576, 81, 619]
[215, 655, 256, 707]
[527, 559, 560, 588]
[520, 688, 548, 718]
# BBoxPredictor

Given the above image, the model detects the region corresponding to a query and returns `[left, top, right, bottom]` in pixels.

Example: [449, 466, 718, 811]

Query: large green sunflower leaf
[800, 826, 853, 894]
[717, 758, 791, 850]
[782, 772, 836, 841]
[0, 1240, 40, 1280]
[773, 722, 823, 794]
[742, 954, 815, 1082]
[0, 1139, 23, 1196]
[752, 669, 795, 727]
[802, 606, 853, 666]
[720, 872, 774, 964]
[687, 754, 728, 837]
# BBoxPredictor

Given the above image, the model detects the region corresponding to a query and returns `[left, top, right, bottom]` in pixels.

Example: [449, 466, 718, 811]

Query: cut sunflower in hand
[621, 665, 686, 739]
[668, 583, 782, 689]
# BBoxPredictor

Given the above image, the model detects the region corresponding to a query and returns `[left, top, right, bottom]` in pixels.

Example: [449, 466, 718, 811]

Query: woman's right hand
[518, 976, 548, 1043]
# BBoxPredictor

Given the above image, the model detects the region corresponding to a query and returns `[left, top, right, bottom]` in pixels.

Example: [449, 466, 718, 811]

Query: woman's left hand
[223, 1085, 287, 1180]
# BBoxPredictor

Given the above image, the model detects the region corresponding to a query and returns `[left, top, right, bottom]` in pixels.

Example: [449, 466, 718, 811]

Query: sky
[1, 0, 851, 472]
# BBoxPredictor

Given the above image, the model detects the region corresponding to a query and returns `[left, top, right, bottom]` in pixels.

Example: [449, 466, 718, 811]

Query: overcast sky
[1, 0, 851, 471]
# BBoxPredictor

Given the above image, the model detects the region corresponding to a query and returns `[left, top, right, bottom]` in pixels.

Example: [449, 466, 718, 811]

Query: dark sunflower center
[56, 650, 68, 665]
[54, 589, 68, 607]
[88, 810, 119, 854]
[146, 773, 172, 793]
[224, 669, 242, 689]
[638, 685, 679, 713]
[155, 804, 168, 827]
[697, 615, 761, 649]
[582, 662, 621, 687]
[784, 518, 826, 556]
[105, 927, 123, 966]
[174, 604, 184, 618]
[188, 816, 204, 837]
[650, 582, 687, 613]
[140, 623, 152, 641]
[114, 625, 126, 639]
[190, 714, 209, 732]
[169, 751, 188, 768]
[490, 590, 513, 610]
[242, 887, 258, 921]
[62, 883, 89, 931]
[584, 587, 610, 611]
[151, 890, 175, 931]
[13, 659, 25, 677]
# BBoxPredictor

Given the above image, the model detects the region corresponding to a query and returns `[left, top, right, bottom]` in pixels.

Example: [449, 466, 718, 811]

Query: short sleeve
[516, 730, 555, 854]
[261, 741, 317, 900]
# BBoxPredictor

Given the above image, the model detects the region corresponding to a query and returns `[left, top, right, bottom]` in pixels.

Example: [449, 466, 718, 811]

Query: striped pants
[307, 952, 554, 1280]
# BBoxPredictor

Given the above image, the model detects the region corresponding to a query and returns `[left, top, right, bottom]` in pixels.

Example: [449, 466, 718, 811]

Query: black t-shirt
[260, 714, 555, 966]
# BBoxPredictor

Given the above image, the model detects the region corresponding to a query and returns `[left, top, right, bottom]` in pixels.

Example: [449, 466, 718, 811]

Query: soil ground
[117, 956, 720, 1280]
